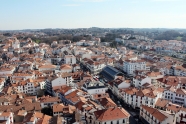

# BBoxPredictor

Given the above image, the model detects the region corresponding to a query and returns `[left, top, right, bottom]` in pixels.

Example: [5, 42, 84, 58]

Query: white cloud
[62, 4, 81, 6]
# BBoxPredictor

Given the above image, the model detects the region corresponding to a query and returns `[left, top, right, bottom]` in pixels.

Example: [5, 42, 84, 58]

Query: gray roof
[83, 81, 105, 89]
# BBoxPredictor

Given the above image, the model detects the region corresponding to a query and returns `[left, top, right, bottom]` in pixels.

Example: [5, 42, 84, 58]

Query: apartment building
[132, 75, 151, 88]
[163, 87, 186, 107]
[51, 75, 72, 87]
[82, 80, 107, 95]
[60, 64, 72, 73]
[86, 60, 106, 74]
[52, 103, 76, 116]
[0, 112, 14, 124]
[38, 96, 61, 108]
[123, 59, 148, 76]
[93, 107, 130, 124]
[112, 78, 131, 96]
[64, 55, 76, 65]
[38, 64, 56, 71]
[13, 78, 46, 95]
[0, 64, 16, 75]
[120, 87, 163, 109]
[140, 105, 176, 124]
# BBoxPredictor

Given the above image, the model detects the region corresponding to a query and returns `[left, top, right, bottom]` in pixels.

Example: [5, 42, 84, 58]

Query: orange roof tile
[94, 107, 130, 121]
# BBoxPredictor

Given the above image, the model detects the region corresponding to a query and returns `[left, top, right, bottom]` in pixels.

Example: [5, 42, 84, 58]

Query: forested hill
[154, 30, 186, 41]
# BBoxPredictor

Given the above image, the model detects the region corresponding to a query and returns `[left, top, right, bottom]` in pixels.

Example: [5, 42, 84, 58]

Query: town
[0, 29, 186, 124]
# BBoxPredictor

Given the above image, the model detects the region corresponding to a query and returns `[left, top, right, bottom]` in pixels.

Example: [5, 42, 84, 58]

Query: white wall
[65, 55, 76, 64]
[82, 87, 107, 95]
[95, 118, 129, 124]
[52, 77, 66, 87]
[133, 77, 151, 88]
[123, 61, 146, 75]
[41, 102, 58, 108]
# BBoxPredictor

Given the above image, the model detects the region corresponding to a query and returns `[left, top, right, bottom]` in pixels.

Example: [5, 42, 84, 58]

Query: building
[0, 64, 16, 75]
[93, 107, 130, 124]
[120, 87, 163, 109]
[86, 60, 106, 74]
[155, 98, 170, 111]
[112, 78, 131, 96]
[75, 100, 102, 124]
[52, 103, 76, 116]
[82, 80, 107, 95]
[0, 112, 14, 124]
[140, 105, 176, 124]
[38, 64, 56, 72]
[0, 78, 5, 92]
[64, 55, 76, 65]
[51, 75, 72, 87]
[13, 79, 46, 95]
[60, 64, 72, 73]
[101, 66, 123, 82]
[115, 38, 125, 43]
[162, 87, 186, 107]
[38, 96, 61, 108]
[132, 75, 151, 88]
[123, 59, 148, 76]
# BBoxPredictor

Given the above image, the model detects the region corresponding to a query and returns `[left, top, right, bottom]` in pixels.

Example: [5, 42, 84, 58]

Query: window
[70, 58, 72, 63]
[117, 120, 119, 124]
[111, 121, 113, 124]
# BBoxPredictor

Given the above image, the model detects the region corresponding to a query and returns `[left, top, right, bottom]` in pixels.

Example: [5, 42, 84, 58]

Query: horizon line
[1, 27, 186, 31]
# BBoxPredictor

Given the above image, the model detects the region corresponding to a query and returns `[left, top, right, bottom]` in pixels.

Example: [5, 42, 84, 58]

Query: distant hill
[154, 30, 186, 41]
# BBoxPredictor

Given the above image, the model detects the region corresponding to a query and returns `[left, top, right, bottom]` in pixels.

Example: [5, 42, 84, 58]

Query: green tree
[37, 89, 45, 97]
[41, 107, 53, 116]
[35, 39, 40, 43]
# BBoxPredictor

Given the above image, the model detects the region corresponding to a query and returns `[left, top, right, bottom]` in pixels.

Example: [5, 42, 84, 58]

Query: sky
[0, 0, 186, 30]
